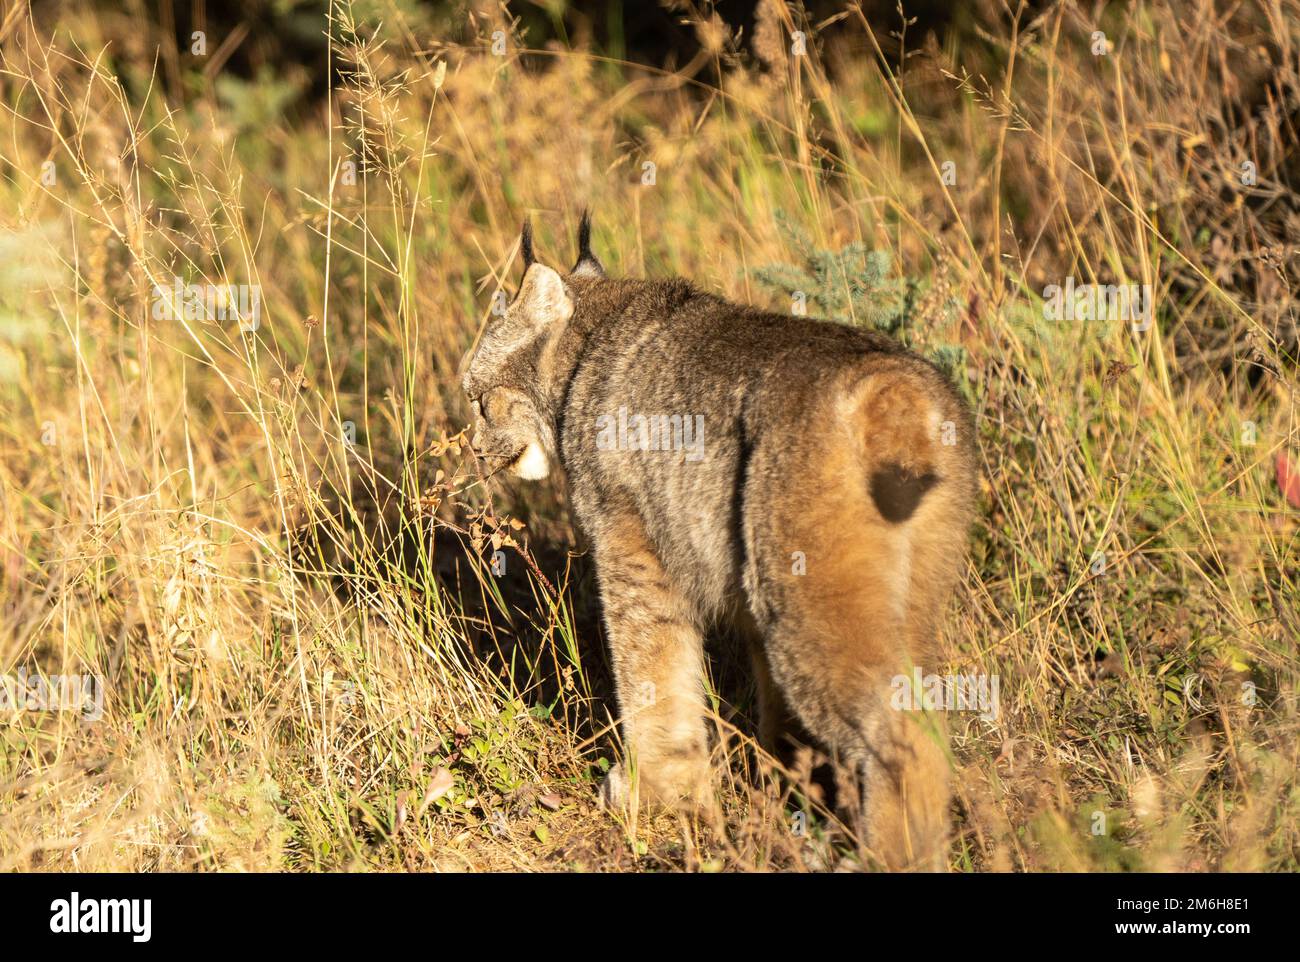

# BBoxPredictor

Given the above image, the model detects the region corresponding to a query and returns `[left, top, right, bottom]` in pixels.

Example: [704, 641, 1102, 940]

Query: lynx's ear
[516, 263, 573, 328]
[570, 209, 605, 278]
[519, 218, 535, 270]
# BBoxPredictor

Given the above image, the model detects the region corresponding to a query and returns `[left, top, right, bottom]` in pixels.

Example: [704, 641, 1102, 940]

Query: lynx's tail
[852, 359, 949, 525]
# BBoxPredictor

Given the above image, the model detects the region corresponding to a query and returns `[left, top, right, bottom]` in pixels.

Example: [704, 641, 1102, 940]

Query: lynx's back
[558, 276, 972, 617]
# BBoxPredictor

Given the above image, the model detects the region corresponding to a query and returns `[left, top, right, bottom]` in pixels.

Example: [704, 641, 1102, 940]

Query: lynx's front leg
[593, 512, 712, 811]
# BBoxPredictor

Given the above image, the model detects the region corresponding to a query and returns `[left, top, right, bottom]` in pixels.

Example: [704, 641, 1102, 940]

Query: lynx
[461, 215, 977, 870]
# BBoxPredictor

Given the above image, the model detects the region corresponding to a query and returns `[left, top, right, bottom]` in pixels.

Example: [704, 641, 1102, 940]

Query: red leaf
[1275, 452, 1300, 509]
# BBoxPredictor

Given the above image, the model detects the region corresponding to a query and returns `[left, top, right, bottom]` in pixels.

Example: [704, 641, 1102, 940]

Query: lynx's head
[460, 215, 603, 480]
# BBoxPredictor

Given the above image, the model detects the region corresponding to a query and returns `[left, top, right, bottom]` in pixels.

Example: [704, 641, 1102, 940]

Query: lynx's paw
[597, 758, 714, 814]
[597, 762, 629, 811]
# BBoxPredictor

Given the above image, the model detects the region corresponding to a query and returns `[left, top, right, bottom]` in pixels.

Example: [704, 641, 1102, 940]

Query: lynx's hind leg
[743, 358, 974, 869]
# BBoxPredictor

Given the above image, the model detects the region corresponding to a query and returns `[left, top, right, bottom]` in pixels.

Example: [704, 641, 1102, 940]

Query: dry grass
[0, 0, 1297, 871]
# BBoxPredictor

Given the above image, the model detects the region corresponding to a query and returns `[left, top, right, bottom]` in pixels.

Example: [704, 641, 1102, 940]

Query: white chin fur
[511, 441, 550, 480]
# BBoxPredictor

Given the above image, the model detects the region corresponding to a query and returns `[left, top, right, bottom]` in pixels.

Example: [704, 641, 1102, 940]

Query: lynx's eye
[480, 387, 519, 424]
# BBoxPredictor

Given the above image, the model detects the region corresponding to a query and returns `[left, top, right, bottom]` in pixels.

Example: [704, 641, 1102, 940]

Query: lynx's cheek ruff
[511, 441, 551, 480]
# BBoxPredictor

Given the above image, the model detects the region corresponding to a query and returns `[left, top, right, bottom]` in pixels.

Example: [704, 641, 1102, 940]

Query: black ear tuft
[577, 210, 593, 256]
[520, 218, 535, 270]
[571, 209, 605, 277]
